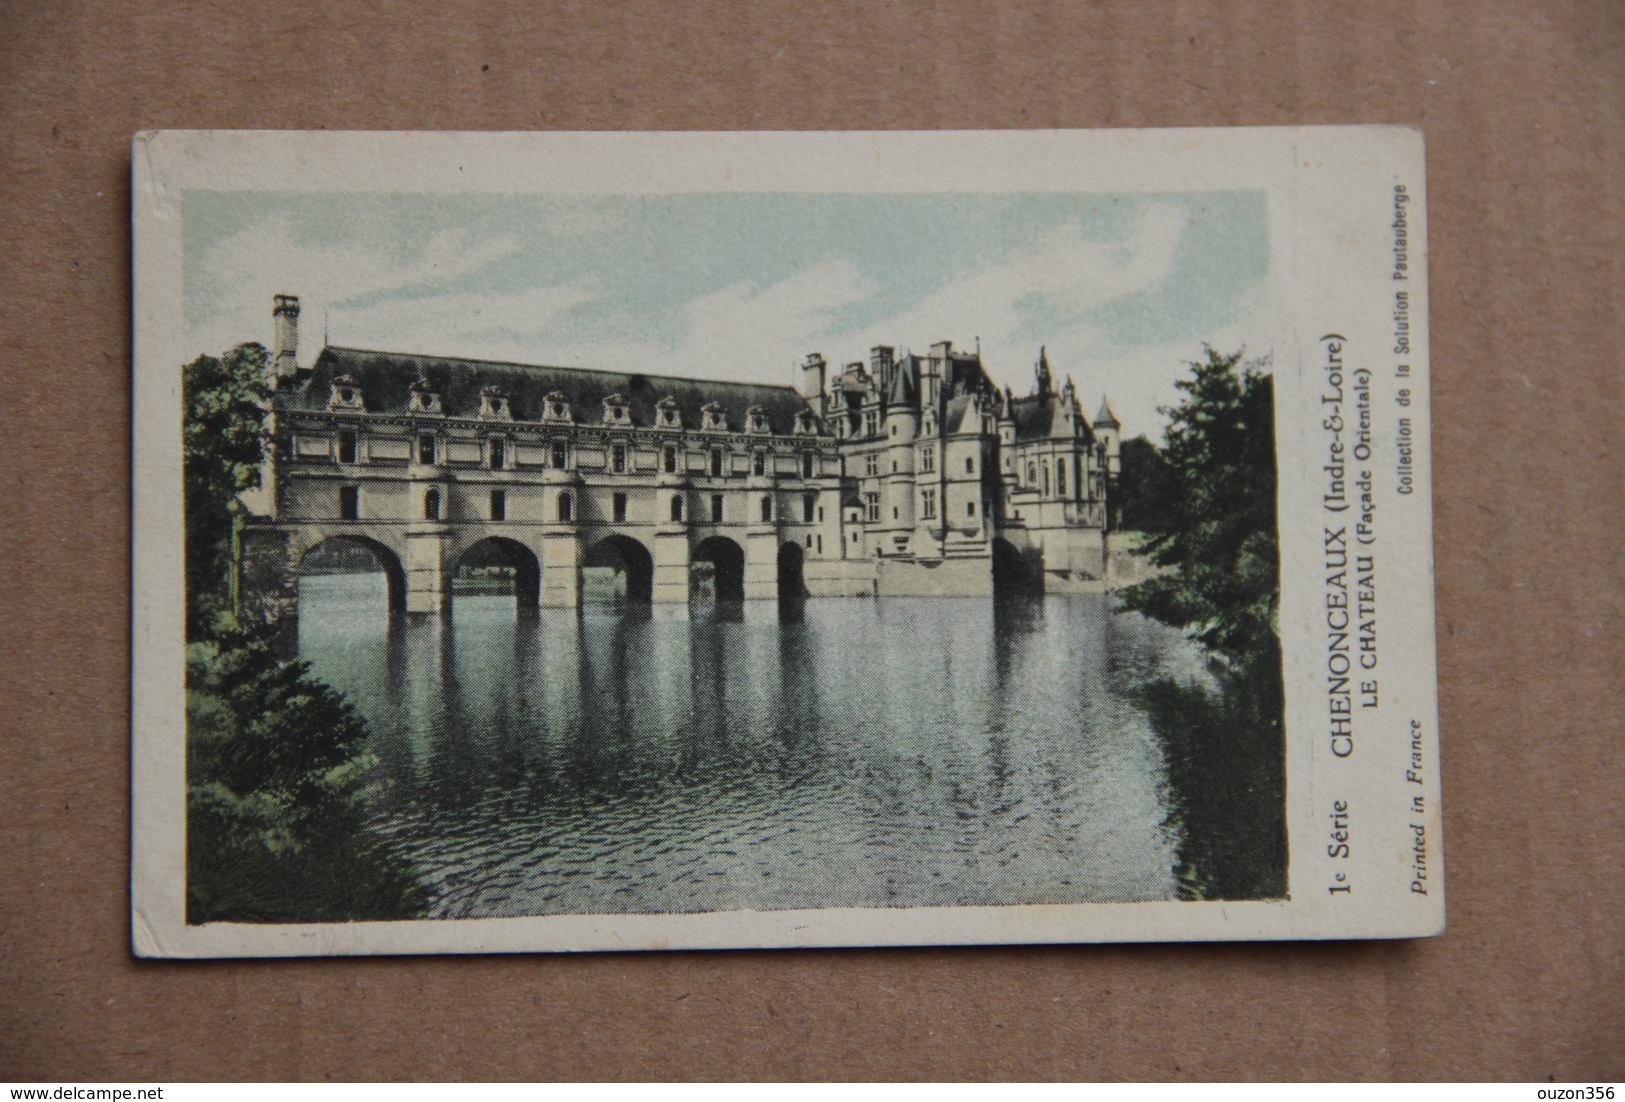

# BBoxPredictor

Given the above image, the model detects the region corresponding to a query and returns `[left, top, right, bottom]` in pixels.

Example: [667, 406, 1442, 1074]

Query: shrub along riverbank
[184, 343, 427, 924]
[1116, 347, 1287, 901]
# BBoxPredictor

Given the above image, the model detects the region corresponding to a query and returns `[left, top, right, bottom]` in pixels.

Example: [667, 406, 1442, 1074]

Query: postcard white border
[133, 127, 1440, 957]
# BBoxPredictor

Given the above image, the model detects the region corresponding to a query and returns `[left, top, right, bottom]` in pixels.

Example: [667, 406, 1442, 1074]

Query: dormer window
[328, 374, 364, 411]
[656, 396, 682, 428]
[603, 394, 631, 425]
[701, 401, 727, 432]
[408, 377, 442, 415]
[793, 410, 818, 436]
[479, 385, 512, 421]
[746, 406, 770, 434]
[542, 390, 573, 424]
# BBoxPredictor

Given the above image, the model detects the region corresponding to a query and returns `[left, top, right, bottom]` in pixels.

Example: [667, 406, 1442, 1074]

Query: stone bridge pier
[239, 512, 810, 635]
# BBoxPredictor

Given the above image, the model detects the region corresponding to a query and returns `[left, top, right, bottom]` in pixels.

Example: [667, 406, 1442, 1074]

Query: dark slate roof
[1008, 395, 1051, 440]
[946, 352, 989, 396]
[276, 346, 816, 434]
[1008, 394, 1093, 443]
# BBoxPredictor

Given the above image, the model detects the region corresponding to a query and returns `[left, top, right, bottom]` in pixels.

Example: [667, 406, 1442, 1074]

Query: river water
[298, 573, 1209, 918]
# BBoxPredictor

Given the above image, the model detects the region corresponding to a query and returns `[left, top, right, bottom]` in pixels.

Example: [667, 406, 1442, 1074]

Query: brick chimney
[272, 294, 300, 380]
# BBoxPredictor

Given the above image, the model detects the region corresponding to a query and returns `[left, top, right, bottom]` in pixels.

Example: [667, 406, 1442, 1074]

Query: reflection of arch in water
[582, 534, 654, 604]
[991, 537, 1045, 600]
[776, 542, 807, 600]
[691, 536, 745, 604]
[453, 536, 540, 609]
[297, 535, 408, 613]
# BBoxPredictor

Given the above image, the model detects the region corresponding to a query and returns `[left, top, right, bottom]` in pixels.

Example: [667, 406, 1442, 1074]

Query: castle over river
[239, 294, 1124, 625]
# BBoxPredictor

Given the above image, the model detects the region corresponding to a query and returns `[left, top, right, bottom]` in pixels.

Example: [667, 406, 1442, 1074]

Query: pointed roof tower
[1093, 395, 1121, 428]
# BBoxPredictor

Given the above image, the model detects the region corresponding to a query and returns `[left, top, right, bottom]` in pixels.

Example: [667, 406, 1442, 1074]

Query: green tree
[180, 343, 426, 923]
[1120, 347, 1285, 901]
[183, 343, 269, 640]
[1119, 347, 1278, 666]
[186, 637, 427, 924]
[1110, 434, 1178, 533]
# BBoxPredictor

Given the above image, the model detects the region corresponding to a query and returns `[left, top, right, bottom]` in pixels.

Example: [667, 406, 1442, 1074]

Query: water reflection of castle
[240, 294, 1122, 627]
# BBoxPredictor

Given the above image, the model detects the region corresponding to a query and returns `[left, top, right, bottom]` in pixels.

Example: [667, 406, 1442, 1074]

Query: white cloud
[527, 257, 879, 384]
[835, 205, 1190, 393]
[327, 283, 603, 360]
[185, 215, 524, 361]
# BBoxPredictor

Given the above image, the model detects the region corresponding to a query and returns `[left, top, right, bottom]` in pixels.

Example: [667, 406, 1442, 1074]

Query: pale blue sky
[183, 189, 1269, 437]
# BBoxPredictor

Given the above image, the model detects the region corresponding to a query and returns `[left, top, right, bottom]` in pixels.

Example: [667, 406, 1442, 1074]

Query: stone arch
[582, 533, 654, 604]
[295, 534, 408, 614]
[691, 535, 745, 603]
[991, 537, 1044, 600]
[453, 536, 540, 609]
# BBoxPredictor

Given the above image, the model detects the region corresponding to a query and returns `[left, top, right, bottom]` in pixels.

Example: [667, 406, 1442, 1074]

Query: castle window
[557, 492, 574, 522]
[802, 452, 814, 479]
[339, 486, 359, 520]
[852, 531, 859, 544]
[664, 446, 677, 473]
[965, 456, 975, 474]
[1043, 465, 1051, 496]
[919, 446, 934, 473]
[753, 451, 766, 476]
[892, 506, 899, 520]
[892, 460, 898, 473]
[711, 494, 724, 523]
[864, 454, 879, 478]
[552, 442, 568, 469]
[864, 411, 878, 436]
[490, 489, 506, 521]
[612, 443, 627, 473]
[337, 431, 358, 465]
[480, 387, 512, 420]
[890, 424, 897, 437]
[418, 434, 438, 465]
[711, 449, 724, 477]
[817, 506, 824, 522]
[803, 493, 816, 523]
[1027, 461, 1037, 485]
[760, 495, 773, 522]
[671, 495, 684, 522]
[921, 490, 936, 519]
[1056, 459, 1067, 498]
[613, 492, 628, 523]
[966, 501, 976, 518]
[863, 492, 880, 523]
[816, 534, 823, 554]
[424, 488, 441, 521]
[488, 438, 506, 470]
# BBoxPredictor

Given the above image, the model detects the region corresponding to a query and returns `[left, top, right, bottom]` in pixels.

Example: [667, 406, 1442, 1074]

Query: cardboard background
[2, 0, 1620, 1081]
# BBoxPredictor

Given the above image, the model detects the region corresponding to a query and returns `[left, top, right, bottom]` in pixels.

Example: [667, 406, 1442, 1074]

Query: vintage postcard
[132, 127, 1440, 956]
